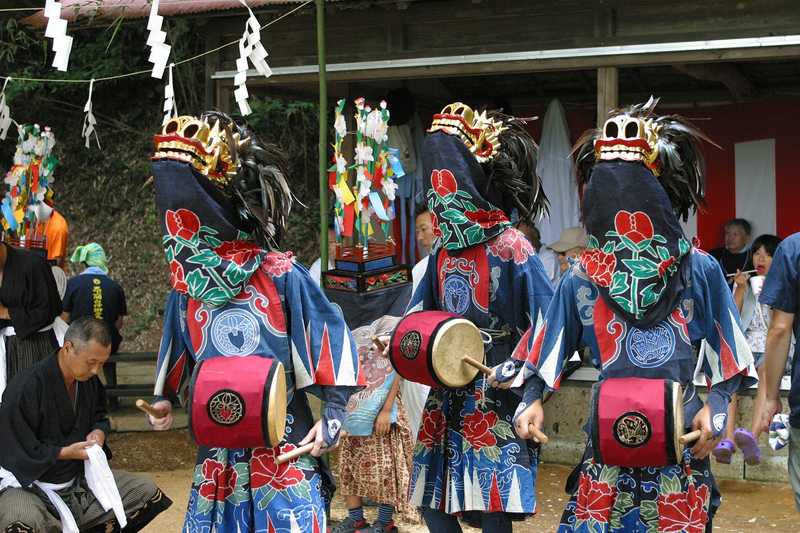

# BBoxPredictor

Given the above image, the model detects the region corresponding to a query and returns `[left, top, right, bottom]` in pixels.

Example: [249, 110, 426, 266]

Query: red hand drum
[591, 377, 685, 467]
[389, 310, 485, 388]
[188, 356, 287, 448]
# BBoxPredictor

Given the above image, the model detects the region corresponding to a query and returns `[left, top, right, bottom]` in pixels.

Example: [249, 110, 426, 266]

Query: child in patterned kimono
[509, 99, 757, 533]
[402, 103, 553, 533]
[145, 112, 363, 533]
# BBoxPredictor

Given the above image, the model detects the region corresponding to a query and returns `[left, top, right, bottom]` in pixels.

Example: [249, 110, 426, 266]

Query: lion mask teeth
[428, 102, 506, 163]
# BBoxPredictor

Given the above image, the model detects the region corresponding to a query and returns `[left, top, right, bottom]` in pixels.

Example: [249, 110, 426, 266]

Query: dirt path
[110, 432, 797, 532]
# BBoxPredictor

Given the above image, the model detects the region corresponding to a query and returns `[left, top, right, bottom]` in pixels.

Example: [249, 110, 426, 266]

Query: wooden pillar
[596, 66, 618, 126]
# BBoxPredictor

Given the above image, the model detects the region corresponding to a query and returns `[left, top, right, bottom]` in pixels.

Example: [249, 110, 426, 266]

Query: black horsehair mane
[484, 111, 550, 225]
[572, 97, 717, 221]
[202, 111, 294, 249]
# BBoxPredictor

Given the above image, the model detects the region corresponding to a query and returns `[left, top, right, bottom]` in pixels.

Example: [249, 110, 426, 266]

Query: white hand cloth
[84, 444, 127, 528]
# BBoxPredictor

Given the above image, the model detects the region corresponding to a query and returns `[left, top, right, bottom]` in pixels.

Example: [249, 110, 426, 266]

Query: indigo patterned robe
[154, 252, 362, 533]
[514, 249, 756, 533]
[407, 227, 553, 518]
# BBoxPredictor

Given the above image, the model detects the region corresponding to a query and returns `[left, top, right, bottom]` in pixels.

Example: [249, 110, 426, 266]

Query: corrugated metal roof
[23, 0, 322, 27]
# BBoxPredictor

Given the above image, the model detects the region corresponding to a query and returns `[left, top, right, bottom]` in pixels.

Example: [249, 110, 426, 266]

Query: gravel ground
[110, 431, 798, 532]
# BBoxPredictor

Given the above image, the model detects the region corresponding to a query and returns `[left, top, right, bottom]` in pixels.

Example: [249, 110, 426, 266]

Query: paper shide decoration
[162, 64, 177, 125]
[234, 0, 273, 115]
[146, 0, 172, 79]
[0, 78, 12, 141]
[82, 79, 100, 149]
[44, 0, 73, 72]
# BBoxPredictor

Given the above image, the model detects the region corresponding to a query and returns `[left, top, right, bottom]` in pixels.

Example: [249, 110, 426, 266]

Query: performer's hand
[690, 404, 719, 459]
[299, 419, 338, 457]
[86, 429, 106, 448]
[0, 304, 9, 320]
[487, 359, 519, 389]
[59, 441, 92, 461]
[514, 400, 545, 442]
[757, 397, 783, 435]
[147, 400, 174, 431]
[374, 410, 392, 437]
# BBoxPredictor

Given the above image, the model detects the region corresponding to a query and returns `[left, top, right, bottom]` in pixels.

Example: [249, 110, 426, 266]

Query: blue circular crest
[211, 309, 260, 356]
[625, 324, 675, 368]
[443, 276, 470, 315]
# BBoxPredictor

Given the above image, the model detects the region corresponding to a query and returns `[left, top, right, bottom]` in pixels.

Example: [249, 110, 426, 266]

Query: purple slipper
[712, 439, 735, 464]
[734, 428, 761, 465]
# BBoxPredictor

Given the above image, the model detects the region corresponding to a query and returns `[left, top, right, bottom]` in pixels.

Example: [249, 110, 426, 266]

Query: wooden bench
[104, 351, 157, 409]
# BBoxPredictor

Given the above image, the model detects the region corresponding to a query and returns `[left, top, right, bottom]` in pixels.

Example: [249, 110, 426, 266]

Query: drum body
[591, 377, 683, 468]
[189, 355, 287, 449]
[389, 310, 484, 388]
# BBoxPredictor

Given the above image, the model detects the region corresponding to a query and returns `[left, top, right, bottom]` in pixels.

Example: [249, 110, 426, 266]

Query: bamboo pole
[316, 0, 329, 270]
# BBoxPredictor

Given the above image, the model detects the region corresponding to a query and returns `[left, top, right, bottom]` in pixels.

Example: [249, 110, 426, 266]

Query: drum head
[431, 318, 484, 388]
[672, 381, 684, 456]
[266, 362, 288, 447]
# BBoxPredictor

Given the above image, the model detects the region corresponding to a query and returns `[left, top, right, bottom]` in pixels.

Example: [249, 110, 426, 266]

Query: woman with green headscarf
[61, 243, 127, 354]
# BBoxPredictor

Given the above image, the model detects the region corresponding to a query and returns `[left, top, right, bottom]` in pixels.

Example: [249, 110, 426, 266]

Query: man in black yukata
[0, 241, 62, 385]
[0, 317, 171, 532]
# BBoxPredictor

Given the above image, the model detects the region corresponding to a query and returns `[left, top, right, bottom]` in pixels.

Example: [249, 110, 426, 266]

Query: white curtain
[535, 99, 581, 248]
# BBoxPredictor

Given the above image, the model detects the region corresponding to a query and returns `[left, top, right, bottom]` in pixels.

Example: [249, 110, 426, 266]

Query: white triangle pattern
[506, 469, 523, 513]
[335, 330, 356, 385]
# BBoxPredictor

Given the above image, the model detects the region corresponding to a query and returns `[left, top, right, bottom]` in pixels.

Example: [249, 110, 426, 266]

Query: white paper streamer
[0, 78, 12, 141]
[234, 0, 273, 115]
[44, 0, 73, 72]
[146, 0, 172, 79]
[82, 79, 100, 149]
[162, 64, 177, 125]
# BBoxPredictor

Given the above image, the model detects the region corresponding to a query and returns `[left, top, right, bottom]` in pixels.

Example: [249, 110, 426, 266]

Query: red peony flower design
[417, 408, 447, 449]
[580, 249, 617, 287]
[165, 209, 201, 241]
[169, 260, 189, 293]
[198, 459, 237, 501]
[262, 251, 294, 278]
[574, 472, 616, 524]
[462, 410, 498, 450]
[464, 209, 509, 229]
[250, 444, 305, 491]
[487, 228, 534, 264]
[614, 210, 654, 245]
[431, 169, 458, 198]
[215, 240, 262, 267]
[657, 483, 710, 533]
[430, 212, 442, 237]
[657, 256, 676, 278]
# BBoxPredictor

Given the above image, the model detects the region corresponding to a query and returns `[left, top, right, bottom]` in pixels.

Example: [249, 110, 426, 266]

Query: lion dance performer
[147, 112, 362, 532]
[512, 98, 756, 532]
[405, 103, 553, 532]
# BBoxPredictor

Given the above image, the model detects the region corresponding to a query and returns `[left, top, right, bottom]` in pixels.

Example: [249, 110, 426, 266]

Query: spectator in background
[516, 221, 542, 251]
[37, 202, 69, 269]
[547, 226, 588, 281]
[710, 218, 753, 279]
[713, 234, 782, 466]
[0, 241, 62, 388]
[61, 243, 127, 355]
[414, 206, 435, 258]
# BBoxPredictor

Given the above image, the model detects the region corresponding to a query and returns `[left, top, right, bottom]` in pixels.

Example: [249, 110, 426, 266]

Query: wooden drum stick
[679, 429, 703, 444]
[277, 443, 315, 464]
[136, 399, 167, 419]
[462, 356, 493, 376]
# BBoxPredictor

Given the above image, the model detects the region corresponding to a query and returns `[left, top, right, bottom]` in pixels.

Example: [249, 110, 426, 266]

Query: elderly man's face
[64, 339, 111, 381]
[415, 211, 435, 256]
[724, 224, 750, 253]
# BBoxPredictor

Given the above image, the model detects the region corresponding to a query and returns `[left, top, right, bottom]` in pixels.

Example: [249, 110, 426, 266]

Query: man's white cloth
[0, 445, 126, 532]
[403, 255, 432, 441]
